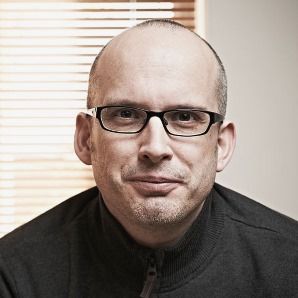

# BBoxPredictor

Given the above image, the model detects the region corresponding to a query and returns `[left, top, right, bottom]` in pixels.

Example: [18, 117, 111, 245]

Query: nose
[138, 117, 173, 163]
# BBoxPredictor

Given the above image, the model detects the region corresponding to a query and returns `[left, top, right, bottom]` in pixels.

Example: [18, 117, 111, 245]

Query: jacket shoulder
[214, 183, 298, 242]
[0, 186, 99, 251]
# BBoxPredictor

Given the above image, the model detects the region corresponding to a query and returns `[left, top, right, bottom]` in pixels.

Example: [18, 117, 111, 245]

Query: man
[0, 19, 297, 297]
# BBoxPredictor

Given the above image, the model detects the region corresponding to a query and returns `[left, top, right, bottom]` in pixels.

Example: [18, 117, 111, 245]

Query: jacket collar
[87, 186, 224, 291]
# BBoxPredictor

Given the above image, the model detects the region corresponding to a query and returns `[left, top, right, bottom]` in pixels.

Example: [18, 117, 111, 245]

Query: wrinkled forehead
[99, 26, 216, 74]
[90, 26, 219, 109]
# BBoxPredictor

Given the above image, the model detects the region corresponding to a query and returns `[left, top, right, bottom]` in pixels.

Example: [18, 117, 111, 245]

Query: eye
[166, 110, 209, 126]
[111, 107, 140, 119]
[171, 111, 197, 122]
[119, 109, 134, 118]
[177, 111, 193, 121]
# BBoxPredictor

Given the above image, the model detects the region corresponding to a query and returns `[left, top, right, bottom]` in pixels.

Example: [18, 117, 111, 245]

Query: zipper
[140, 256, 157, 298]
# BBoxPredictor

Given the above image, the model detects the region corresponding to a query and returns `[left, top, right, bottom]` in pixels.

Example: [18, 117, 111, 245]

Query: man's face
[89, 28, 220, 230]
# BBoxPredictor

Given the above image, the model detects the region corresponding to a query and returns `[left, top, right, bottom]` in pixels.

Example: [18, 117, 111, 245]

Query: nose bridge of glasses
[140, 110, 169, 135]
[140, 113, 170, 143]
[146, 111, 168, 126]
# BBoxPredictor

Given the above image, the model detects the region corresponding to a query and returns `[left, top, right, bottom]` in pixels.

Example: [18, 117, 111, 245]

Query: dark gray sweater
[0, 184, 297, 297]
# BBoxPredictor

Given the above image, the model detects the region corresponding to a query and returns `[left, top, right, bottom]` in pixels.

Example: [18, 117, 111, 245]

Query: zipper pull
[140, 257, 157, 298]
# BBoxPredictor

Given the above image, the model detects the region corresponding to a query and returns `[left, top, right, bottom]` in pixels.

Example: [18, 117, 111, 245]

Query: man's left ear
[216, 121, 236, 172]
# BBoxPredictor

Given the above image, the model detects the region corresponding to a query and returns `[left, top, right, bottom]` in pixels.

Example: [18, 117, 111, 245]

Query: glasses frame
[86, 105, 224, 137]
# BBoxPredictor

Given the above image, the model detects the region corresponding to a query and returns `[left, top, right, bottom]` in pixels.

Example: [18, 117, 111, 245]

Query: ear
[74, 112, 92, 165]
[216, 121, 236, 172]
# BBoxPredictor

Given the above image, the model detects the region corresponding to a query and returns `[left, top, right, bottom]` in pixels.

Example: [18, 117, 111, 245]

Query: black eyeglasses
[86, 106, 224, 137]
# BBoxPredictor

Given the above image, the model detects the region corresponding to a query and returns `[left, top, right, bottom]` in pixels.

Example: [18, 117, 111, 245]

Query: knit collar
[88, 186, 224, 291]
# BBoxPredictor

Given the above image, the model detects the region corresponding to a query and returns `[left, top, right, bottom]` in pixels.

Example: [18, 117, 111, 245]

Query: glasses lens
[101, 107, 147, 132]
[164, 110, 210, 136]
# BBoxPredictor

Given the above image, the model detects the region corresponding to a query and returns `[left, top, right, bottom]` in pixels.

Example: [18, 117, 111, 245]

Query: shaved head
[77, 19, 236, 248]
[87, 19, 227, 115]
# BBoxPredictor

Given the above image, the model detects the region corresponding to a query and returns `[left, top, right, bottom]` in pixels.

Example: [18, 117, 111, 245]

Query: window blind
[0, 0, 195, 237]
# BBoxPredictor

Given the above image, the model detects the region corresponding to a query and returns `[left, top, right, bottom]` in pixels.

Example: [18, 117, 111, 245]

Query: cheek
[90, 138, 109, 188]
[90, 132, 137, 186]
[90, 132, 108, 171]
[175, 133, 218, 171]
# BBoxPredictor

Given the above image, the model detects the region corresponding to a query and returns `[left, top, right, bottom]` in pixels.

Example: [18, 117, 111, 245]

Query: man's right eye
[108, 108, 141, 120]
[119, 109, 134, 118]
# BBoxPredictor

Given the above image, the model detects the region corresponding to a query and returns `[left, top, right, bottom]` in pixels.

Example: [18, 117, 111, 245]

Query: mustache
[121, 164, 187, 181]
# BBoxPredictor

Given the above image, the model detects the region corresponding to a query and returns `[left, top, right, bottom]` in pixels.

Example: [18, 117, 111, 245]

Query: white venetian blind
[0, 0, 195, 237]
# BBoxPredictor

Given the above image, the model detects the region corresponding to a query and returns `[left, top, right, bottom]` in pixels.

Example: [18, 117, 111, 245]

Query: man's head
[87, 19, 228, 116]
[75, 19, 236, 247]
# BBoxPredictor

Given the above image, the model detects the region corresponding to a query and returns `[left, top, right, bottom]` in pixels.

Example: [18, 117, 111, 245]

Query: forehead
[92, 27, 219, 111]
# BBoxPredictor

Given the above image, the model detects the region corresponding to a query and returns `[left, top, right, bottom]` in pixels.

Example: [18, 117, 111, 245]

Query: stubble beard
[115, 159, 217, 228]
[91, 135, 218, 230]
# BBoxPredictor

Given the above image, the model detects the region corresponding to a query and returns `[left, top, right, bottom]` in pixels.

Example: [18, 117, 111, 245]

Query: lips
[126, 175, 183, 196]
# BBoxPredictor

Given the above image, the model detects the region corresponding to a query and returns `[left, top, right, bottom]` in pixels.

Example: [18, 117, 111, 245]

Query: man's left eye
[177, 112, 193, 121]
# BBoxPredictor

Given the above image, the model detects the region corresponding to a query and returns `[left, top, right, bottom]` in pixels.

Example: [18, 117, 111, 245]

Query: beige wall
[203, 0, 298, 219]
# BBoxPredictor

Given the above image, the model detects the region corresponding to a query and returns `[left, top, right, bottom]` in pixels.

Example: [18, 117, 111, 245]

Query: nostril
[143, 154, 150, 160]
[140, 152, 171, 164]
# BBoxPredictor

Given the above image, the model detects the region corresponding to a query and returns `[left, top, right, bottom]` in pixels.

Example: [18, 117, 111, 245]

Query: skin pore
[75, 25, 236, 248]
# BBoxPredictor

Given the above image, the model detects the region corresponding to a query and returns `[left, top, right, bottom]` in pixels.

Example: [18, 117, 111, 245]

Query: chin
[130, 197, 190, 226]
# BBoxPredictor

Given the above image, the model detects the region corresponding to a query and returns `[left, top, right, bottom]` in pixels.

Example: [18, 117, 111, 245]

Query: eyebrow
[103, 98, 138, 107]
[102, 98, 208, 111]
[169, 104, 208, 111]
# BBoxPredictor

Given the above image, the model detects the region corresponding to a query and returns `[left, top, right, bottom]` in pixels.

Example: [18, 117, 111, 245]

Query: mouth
[126, 176, 183, 196]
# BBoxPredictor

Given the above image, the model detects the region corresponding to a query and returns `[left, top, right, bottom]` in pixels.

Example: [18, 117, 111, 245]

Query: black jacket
[0, 184, 297, 297]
